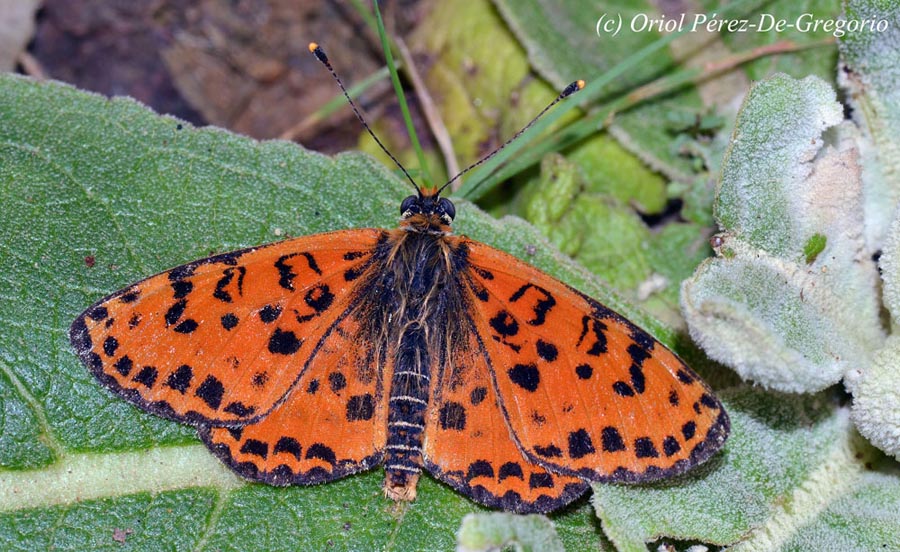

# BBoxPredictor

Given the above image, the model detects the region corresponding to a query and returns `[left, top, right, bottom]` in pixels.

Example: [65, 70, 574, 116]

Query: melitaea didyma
[69, 44, 729, 513]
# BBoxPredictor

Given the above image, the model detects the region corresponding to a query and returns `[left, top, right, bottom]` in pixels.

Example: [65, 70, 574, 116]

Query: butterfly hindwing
[70, 229, 383, 426]
[201, 310, 390, 485]
[423, 327, 590, 513]
[461, 240, 730, 482]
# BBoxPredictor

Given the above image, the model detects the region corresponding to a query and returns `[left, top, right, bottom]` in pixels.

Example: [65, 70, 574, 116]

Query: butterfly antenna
[436, 80, 585, 196]
[309, 42, 419, 193]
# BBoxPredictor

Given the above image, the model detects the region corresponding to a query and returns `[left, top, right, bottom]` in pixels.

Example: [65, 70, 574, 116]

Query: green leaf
[0, 74, 618, 550]
[855, 205, 900, 461]
[456, 513, 566, 552]
[838, 0, 900, 249]
[682, 74, 884, 393]
[702, 0, 842, 82]
[492, 0, 702, 181]
[492, 0, 842, 185]
[593, 388, 875, 551]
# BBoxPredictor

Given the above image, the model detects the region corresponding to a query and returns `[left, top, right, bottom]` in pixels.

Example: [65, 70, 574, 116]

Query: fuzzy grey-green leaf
[683, 74, 883, 393]
[838, 0, 900, 249]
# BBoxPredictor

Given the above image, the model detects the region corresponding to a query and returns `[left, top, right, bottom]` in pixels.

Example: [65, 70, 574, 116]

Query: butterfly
[69, 43, 729, 514]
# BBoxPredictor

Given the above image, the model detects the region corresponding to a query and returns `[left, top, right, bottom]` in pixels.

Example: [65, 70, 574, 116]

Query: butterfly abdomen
[377, 230, 464, 501]
[383, 320, 430, 500]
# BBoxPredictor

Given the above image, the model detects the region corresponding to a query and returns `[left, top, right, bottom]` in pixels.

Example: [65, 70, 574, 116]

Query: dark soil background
[7, 0, 425, 154]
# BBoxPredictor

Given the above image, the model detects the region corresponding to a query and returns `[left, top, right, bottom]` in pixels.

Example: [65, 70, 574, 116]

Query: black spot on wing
[575, 364, 593, 379]
[536, 340, 558, 362]
[663, 436, 681, 456]
[164, 299, 187, 326]
[629, 364, 645, 394]
[466, 460, 494, 481]
[195, 375, 225, 410]
[627, 343, 651, 364]
[173, 319, 198, 333]
[568, 429, 595, 459]
[328, 372, 347, 393]
[240, 439, 268, 459]
[576, 316, 608, 356]
[213, 266, 245, 303]
[489, 311, 518, 337]
[438, 402, 467, 431]
[509, 284, 556, 326]
[676, 369, 695, 384]
[133, 366, 158, 388]
[668, 389, 679, 406]
[601, 426, 626, 452]
[221, 313, 239, 330]
[165, 364, 193, 394]
[498, 462, 524, 481]
[466, 276, 489, 302]
[113, 355, 133, 377]
[507, 363, 540, 392]
[346, 393, 375, 421]
[275, 254, 297, 290]
[682, 421, 696, 441]
[103, 336, 119, 357]
[171, 280, 193, 299]
[275, 252, 322, 291]
[224, 402, 256, 417]
[251, 371, 269, 388]
[528, 472, 554, 489]
[274, 437, 302, 460]
[306, 443, 337, 465]
[259, 304, 282, 323]
[298, 285, 334, 320]
[634, 437, 659, 458]
[534, 444, 563, 458]
[470, 386, 487, 406]
[700, 393, 719, 409]
[87, 307, 109, 321]
[269, 328, 301, 355]
[119, 290, 140, 303]
[612, 381, 635, 397]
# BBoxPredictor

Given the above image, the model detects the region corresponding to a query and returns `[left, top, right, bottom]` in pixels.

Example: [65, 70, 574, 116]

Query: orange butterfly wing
[200, 311, 390, 484]
[70, 229, 383, 427]
[458, 239, 729, 483]
[423, 327, 589, 513]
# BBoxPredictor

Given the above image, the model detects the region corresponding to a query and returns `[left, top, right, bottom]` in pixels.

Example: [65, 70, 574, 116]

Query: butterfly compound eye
[400, 195, 418, 215]
[438, 198, 456, 221]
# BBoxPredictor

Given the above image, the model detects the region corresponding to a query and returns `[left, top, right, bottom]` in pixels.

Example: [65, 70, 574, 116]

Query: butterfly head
[399, 189, 456, 234]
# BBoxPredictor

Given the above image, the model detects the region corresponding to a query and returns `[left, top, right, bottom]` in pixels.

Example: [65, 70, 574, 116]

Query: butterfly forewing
[201, 310, 390, 485]
[423, 327, 590, 513]
[461, 240, 729, 482]
[70, 229, 383, 426]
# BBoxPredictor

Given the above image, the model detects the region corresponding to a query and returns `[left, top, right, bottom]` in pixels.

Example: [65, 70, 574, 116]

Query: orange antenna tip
[309, 42, 328, 63]
[561, 80, 585, 98]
